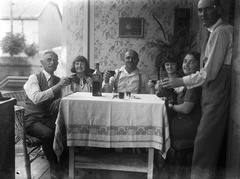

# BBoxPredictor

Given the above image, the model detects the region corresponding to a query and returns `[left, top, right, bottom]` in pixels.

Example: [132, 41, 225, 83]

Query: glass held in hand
[104, 69, 115, 83]
[147, 79, 157, 90]
[161, 78, 172, 89]
[108, 70, 116, 77]
[150, 80, 157, 85]
[154, 78, 165, 91]
[160, 77, 170, 89]
[61, 77, 72, 86]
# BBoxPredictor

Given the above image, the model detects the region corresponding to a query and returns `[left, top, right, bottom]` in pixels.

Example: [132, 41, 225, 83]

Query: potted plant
[148, 12, 198, 79]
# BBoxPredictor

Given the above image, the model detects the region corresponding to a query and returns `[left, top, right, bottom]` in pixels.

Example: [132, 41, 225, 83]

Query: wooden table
[54, 92, 170, 179]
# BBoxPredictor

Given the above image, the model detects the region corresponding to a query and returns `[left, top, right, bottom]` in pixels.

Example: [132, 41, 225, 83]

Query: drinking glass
[119, 92, 124, 99]
[108, 70, 116, 77]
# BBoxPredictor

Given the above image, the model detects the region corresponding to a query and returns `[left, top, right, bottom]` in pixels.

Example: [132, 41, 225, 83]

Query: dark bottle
[92, 63, 102, 96]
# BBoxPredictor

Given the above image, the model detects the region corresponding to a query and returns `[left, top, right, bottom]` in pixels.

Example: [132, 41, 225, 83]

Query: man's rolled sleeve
[183, 75, 192, 87]
[24, 74, 55, 104]
[183, 70, 207, 89]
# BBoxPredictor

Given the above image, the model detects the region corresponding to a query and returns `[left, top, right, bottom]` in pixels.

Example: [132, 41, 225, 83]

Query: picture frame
[119, 18, 144, 38]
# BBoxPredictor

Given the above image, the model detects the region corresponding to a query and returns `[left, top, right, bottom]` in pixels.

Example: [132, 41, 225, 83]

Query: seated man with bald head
[102, 49, 150, 94]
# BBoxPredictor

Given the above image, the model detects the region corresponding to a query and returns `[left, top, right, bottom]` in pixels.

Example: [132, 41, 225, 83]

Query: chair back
[2, 91, 43, 179]
[15, 106, 25, 141]
[2, 91, 26, 107]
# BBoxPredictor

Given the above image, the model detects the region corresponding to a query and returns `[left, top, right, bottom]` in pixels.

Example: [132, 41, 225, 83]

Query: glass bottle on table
[92, 63, 102, 96]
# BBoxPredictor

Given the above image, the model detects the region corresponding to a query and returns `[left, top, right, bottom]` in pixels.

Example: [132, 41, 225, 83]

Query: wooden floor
[15, 141, 195, 179]
[15, 140, 49, 179]
[15, 141, 227, 179]
[15, 153, 191, 179]
[15, 152, 49, 179]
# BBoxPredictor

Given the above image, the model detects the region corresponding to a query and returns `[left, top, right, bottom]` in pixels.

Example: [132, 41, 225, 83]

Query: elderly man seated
[102, 49, 150, 94]
[24, 50, 70, 179]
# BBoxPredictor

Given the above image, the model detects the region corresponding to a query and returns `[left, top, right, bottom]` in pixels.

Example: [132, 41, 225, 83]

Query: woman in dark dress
[168, 51, 202, 140]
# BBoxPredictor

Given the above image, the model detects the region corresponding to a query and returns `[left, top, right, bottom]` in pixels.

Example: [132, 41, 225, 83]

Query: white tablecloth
[54, 92, 170, 158]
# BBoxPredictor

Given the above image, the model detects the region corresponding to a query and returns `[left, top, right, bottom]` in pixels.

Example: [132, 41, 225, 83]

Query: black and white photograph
[0, 0, 238, 179]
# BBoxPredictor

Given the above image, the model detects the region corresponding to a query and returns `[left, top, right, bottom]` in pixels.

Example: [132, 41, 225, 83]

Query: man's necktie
[48, 76, 54, 87]
[202, 30, 210, 53]
[201, 30, 210, 68]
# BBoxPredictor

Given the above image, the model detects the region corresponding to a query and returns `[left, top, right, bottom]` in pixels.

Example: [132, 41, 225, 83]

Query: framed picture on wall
[119, 18, 144, 38]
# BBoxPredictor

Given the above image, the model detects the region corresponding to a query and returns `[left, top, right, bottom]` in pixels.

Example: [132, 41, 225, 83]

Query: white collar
[207, 18, 222, 33]
[43, 69, 52, 81]
[119, 65, 140, 75]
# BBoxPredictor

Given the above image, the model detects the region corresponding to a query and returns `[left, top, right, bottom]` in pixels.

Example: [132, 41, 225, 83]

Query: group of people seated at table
[23, 49, 202, 179]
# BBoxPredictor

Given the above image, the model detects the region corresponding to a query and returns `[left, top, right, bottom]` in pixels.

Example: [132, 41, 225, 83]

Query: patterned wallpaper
[64, 0, 195, 78]
[67, 1, 84, 58]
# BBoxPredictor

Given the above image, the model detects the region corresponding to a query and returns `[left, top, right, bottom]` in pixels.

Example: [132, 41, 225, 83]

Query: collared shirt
[102, 66, 150, 94]
[23, 69, 55, 104]
[183, 18, 233, 88]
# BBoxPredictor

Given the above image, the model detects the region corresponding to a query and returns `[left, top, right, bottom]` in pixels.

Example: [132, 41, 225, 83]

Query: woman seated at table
[148, 54, 182, 119]
[168, 51, 202, 141]
[61, 55, 93, 97]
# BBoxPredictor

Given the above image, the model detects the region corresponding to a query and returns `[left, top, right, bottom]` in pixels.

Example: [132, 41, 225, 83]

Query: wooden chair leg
[23, 138, 31, 179]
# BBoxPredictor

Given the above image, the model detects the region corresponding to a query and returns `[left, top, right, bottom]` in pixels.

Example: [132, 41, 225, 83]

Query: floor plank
[15, 141, 49, 179]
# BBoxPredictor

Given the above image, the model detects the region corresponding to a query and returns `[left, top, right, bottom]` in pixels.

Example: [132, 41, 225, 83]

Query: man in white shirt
[162, 0, 233, 178]
[24, 50, 70, 179]
[102, 49, 150, 94]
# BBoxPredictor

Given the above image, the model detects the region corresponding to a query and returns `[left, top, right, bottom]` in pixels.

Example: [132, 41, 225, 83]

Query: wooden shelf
[69, 147, 155, 179]
[75, 151, 148, 172]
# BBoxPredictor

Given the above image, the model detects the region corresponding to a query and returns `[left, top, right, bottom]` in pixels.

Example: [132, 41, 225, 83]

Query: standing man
[102, 49, 150, 94]
[24, 50, 70, 179]
[162, 0, 233, 178]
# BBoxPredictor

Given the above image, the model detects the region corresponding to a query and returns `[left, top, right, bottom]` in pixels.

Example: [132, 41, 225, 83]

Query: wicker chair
[3, 91, 44, 179]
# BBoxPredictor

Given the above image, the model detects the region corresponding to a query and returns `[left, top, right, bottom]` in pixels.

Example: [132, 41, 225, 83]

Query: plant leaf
[189, 32, 198, 47]
[152, 13, 167, 41]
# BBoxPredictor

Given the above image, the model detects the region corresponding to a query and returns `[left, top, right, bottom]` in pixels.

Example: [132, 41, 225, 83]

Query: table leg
[69, 146, 75, 179]
[147, 148, 154, 179]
